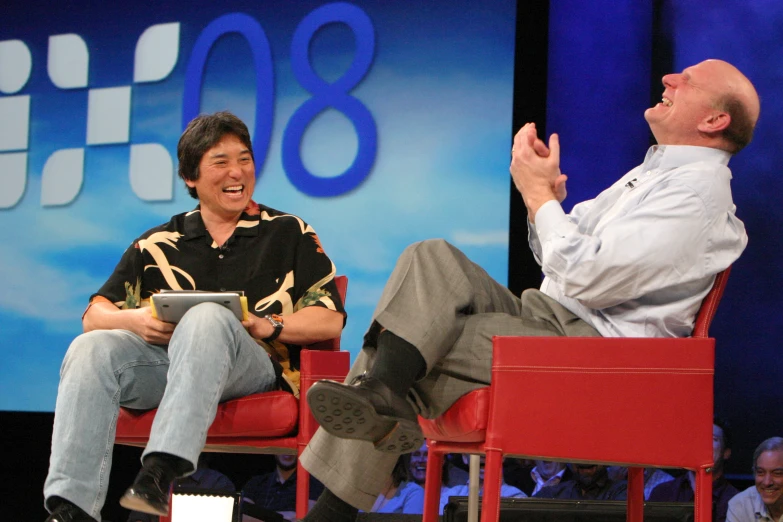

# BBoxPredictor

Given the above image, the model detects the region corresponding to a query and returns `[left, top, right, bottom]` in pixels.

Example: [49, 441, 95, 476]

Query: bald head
[706, 59, 760, 152]
[645, 59, 760, 153]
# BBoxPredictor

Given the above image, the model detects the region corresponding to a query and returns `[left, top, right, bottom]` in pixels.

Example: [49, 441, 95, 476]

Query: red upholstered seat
[115, 276, 349, 520]
[419, 268, 731, 522]
[418, 386, 489, 443]
[117, 391, 299, 441]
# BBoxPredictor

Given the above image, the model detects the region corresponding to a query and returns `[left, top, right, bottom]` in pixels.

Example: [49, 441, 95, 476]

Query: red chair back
[692, 267, 731, 338]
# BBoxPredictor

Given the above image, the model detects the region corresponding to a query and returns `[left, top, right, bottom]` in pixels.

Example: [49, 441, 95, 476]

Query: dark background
[5, 0, 782, 520]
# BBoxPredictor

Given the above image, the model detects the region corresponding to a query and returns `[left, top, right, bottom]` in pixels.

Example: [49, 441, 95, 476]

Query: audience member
[535, 464, 627, 501]
[727, 437, 783, 522]
[42, 111, 345, 522]
[439, 455, 526, 514]
[367, 454, 424, 514]
[650, 418, 739, 522]
[606, 466, 674, 499]
[528, 460, 572, 497]
[298, 59, 758, 522]
[242, 455, 324, 521]
[408, 442, 428, 486]
[504, 459, 574, 496]
[408, 441, 469, 488]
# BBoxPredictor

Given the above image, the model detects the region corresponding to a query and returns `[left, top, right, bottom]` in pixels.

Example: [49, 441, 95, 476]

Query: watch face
[267, 314, 284, 327]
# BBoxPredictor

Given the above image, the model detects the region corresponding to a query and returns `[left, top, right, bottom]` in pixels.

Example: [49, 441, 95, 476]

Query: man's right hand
[83, 299, 174, 345]
[123, 307, 175, 345]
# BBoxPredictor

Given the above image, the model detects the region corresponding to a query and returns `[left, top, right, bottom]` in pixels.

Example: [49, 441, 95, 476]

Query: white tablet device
[150, 291, 248, 323]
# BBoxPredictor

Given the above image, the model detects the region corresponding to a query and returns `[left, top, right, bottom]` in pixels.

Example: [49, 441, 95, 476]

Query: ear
[698, 111, 731, 134]
[723, 448, 732, 461]
[185, 178, 196, 188]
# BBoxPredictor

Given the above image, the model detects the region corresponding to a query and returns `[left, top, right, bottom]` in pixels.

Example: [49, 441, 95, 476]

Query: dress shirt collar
[749, 485, 781, 521]
[642, 145, 732, 173]
[183, 201, 262, 242]
[531, 466, 566, 495]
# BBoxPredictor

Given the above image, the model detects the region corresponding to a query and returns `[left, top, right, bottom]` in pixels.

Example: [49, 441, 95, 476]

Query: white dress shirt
[727, 485, 783, 522]
[528, 145, 747, 338]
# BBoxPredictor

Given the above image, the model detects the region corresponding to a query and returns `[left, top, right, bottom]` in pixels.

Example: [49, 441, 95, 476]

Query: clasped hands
[509, 123, 567, 222]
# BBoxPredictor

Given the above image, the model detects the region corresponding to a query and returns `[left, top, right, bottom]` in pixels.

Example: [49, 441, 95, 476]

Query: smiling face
[645, 60, 728, 146]
[645, 59, 760, 151]
[754, 450, 783, 513]
[186, 134, 256, 222]
[409, 442, 428, 484]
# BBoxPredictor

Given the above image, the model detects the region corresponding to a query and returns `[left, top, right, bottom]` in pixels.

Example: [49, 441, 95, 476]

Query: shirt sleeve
[528, 198, 595, 267]
[90, 239, 145, 309]
[291, 223, 346, 318]
[535, 180, 713, 309]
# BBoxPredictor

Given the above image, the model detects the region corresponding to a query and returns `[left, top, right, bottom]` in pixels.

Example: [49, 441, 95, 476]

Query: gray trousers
[300, 239, 600, 510]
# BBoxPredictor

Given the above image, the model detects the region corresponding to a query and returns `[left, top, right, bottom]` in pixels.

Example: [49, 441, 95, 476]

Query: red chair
[420, 268, 731, 522]
[115, 276, 349, 520]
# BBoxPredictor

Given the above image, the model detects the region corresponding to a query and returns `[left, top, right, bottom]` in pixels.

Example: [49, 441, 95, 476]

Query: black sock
[49, 496, 89, 517]
[367, 329, 426, 398]
[302, 488, 358, 522]
[143, 452, 193, 477]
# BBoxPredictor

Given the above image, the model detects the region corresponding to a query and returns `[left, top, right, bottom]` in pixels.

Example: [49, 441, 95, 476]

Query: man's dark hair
[752, 436, 783, 470]
[716, 94, 756, 154]
[714, 415, 732, 450]
[177, 111, 254, 199]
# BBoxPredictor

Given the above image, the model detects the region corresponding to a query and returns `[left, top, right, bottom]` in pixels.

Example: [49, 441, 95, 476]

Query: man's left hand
[243, 313, 275, 341]
[510, 123, 564, 221]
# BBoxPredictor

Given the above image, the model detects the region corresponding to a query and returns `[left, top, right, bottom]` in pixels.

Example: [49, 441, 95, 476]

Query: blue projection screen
[0, 0, 516, 411]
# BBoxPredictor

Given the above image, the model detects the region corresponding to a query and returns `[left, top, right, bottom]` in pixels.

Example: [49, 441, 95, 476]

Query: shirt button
[218, 254, 224, 259]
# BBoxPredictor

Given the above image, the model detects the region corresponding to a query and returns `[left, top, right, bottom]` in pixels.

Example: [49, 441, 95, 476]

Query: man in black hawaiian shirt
[42, 111, 345, 522]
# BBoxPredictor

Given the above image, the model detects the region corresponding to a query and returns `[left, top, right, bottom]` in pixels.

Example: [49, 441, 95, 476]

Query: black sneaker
[119, 459, 178, 516]
[307, 373, 423, 454]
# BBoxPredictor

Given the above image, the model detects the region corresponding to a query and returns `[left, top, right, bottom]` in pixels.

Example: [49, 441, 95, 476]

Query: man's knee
[61, 330, 127, 377]
[177, 302, 237, 332]
[170, 303, 241, 356]
[401, 238, 459, 265]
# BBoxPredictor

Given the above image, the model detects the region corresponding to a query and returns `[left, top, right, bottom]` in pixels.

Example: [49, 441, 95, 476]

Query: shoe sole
[307, 381, 423, 454]
[119, 491, 169, 517]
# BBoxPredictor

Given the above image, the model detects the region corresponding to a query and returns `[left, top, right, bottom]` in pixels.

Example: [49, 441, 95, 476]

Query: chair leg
[468, 454, 481, 522]
[422, 447, 445, 522]
[479, 450, 502, 522]
[626, 466, 644, 522]
[295, 454, 310, 520]
[694, 468, 713, 522]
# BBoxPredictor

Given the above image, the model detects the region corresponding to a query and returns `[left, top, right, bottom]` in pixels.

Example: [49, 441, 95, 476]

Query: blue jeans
[43, 303, 277, 520]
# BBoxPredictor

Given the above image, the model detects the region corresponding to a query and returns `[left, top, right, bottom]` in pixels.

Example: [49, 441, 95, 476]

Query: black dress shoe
[307, 373, 423, 454]
[119, 461, 176, 516]
[45, 501, 94, 522]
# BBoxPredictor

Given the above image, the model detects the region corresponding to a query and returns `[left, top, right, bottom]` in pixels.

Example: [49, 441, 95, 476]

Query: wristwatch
[263, 314, 284, 342]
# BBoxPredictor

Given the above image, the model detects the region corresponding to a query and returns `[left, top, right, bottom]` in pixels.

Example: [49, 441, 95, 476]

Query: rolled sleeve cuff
[534, 200, 570, 241]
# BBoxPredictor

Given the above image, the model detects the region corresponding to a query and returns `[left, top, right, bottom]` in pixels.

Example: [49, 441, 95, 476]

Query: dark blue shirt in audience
[649, 473, 738, 522]
[535, 478, 627, 501]
[242, 469, 324, 512]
